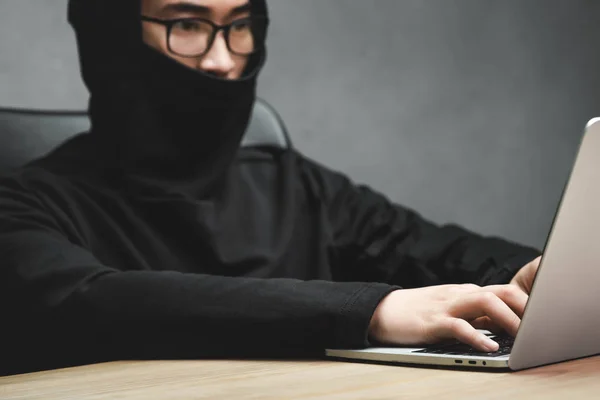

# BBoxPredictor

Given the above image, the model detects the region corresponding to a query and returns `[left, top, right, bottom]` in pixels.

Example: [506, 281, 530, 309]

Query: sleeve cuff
[332, 283, 400, 349]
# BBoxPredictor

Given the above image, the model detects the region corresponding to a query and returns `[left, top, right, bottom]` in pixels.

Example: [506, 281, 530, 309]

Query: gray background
[0, 0, 598, 249]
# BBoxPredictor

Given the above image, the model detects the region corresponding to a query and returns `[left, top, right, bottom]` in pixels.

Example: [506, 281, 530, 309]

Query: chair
[0, 98, 292, 173]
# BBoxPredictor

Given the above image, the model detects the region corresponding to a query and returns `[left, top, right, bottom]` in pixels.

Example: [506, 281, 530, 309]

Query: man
[0, 0, 540, 375]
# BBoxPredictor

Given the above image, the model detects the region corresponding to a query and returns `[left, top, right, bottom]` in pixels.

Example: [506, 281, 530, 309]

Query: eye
[231, 19, 252, 32]
[174, 20, 203, 33]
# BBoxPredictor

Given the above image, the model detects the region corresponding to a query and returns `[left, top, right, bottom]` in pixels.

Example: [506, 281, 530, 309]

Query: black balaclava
[68, 0, 269, 196]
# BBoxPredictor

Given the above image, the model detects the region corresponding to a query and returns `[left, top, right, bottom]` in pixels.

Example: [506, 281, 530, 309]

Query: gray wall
[1, 0, 599, 249]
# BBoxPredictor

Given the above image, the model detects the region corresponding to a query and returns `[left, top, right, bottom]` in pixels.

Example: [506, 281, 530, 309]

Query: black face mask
[68, 0, 269, 194]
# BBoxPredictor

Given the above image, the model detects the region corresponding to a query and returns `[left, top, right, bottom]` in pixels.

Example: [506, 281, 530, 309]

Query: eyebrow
[162, 2, 252, 18]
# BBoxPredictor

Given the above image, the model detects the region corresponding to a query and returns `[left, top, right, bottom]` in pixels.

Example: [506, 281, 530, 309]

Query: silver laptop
[326, 117, 600, 371]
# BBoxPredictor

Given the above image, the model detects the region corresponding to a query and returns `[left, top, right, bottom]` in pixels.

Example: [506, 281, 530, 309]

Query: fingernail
[484, 337, 499, 352]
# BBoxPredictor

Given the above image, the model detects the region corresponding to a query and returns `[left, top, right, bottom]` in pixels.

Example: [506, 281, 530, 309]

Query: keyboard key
[413, 335, 514, 357]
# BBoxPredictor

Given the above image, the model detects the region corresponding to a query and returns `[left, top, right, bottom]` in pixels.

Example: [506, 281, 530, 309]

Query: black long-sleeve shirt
[0, 139, 540, 375]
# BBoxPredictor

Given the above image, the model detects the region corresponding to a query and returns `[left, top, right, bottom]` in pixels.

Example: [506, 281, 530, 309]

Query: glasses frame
[141, 15, 268, 58]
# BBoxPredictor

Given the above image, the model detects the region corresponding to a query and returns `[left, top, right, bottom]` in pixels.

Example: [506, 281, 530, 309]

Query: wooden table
[2, 357, 600, 399]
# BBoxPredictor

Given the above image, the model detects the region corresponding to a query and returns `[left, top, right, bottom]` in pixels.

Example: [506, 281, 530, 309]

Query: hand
[510, 256, 542, 295]
[368, 284, 528, 352]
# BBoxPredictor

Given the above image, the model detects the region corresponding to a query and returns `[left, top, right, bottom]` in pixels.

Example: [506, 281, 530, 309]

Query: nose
[198, 31, 236, 78]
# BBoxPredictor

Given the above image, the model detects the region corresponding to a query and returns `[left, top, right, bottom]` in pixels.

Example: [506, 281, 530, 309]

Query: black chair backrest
[0, 97, 291, 173]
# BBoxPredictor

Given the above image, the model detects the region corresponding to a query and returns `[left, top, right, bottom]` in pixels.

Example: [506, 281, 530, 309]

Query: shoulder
[2, 133, 98, 190]
[0, 167, 58, 193]
[291, 150, 360, 198]
[0, 167, 74, 218]
[1, 162, 75, 193]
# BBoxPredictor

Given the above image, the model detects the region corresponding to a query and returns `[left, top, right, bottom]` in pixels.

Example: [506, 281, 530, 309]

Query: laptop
[326, 117, 600, 371]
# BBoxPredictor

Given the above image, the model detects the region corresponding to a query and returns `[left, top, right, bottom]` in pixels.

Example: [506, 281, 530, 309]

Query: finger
[450, 292, 521, 337]
[484, 285, 529, 318]
[470, 316, 505, 334]
[526, 257, 541, 291]
[440, 317, 499, 352]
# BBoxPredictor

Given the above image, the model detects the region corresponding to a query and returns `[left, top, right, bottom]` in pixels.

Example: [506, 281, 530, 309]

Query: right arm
[0, 176, 395, 373]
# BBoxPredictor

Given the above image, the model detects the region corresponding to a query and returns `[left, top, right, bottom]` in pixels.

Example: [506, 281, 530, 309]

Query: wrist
[368, 289, 400, 344]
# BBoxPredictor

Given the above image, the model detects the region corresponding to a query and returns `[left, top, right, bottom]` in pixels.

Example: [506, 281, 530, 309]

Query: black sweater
[0, 137, 540, 375]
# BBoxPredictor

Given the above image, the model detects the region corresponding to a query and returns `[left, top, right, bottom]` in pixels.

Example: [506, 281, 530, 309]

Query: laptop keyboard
[412, 335, 514, 358]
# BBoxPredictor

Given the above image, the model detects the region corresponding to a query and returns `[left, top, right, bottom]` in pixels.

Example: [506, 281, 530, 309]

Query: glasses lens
[168, 17, 268, 57]
[228, 17, 267, 55]
[169, 19, 212, 56]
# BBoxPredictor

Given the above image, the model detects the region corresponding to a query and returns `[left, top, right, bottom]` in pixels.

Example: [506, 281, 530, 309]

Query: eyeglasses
[141, 15, 268, 58]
